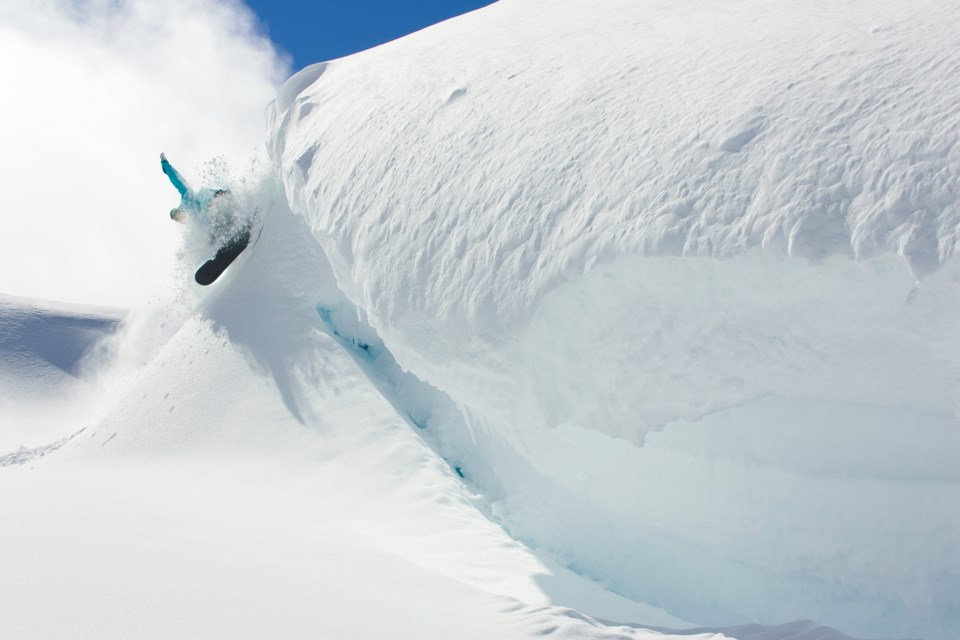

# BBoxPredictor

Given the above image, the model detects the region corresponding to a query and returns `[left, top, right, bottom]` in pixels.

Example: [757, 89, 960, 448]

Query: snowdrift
[2, 192, 728, 639]
[266, 0, 960, 638]
[1, 197, 885, 640]
[3, 0, 958, 637]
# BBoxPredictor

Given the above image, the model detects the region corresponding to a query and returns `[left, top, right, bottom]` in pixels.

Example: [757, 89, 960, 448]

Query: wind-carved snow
[2, 0, 957, 637]
[0, 295, 122, 450]
[268, 0, 960, 638]
[5, 181, 720, 638]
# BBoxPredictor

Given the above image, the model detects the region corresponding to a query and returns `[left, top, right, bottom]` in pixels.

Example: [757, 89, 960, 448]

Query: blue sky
[243, 0, 496, 70]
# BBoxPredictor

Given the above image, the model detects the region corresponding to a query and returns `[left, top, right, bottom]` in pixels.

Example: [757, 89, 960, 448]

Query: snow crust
[266, 0, 960, 638]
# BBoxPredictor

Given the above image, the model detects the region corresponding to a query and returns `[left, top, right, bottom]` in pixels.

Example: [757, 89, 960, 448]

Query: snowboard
[194, 226, 252, 286]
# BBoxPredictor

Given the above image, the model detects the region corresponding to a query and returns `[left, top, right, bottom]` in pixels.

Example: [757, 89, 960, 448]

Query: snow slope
[2, 0, 958, 637]
[1, 187, 894, 640]
[267, 0, 960, 638]
[0, 295, 122, 451]
[0, 195, 712, 639]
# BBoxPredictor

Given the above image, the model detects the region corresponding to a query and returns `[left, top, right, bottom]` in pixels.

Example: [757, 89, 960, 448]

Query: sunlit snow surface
[2, 197, 707, 639]
[267, 0, 960, 637]
[2, 195, 893, 640]
[2, 0, 959, 638]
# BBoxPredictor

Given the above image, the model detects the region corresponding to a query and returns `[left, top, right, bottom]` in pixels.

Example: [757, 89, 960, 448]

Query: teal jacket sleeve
[161, 153, 192, 201]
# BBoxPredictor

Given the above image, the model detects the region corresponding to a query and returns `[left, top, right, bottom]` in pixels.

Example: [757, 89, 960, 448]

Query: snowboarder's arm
[160, 153, 192, 200]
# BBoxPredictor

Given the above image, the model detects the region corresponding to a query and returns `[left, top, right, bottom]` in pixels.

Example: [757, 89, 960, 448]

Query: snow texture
[2, 0, 959, 638]
[266, 0, 960, 638]
[0, 428, 84, 467]
[0, 194, 700, 640]
[0, 295, 122, 450]
[1, 191, 898, 640]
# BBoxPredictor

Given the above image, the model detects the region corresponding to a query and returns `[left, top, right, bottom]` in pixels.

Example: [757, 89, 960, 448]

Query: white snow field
[2, 0, 959, 638]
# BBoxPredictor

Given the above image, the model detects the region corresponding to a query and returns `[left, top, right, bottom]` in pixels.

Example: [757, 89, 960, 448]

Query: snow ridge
[267, 1, 960, 638]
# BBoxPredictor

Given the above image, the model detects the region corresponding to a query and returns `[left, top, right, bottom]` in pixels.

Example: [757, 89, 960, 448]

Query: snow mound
[267, 0, 960, 638]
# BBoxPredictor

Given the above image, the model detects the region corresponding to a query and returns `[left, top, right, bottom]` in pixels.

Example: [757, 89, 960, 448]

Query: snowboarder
[161, 153, 252, 285]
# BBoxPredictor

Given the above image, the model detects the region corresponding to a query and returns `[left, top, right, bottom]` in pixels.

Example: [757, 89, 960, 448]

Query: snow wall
[267, 0, 960, 638]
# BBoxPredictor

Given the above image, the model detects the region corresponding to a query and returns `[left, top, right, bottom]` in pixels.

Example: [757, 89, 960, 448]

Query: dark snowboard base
[195, 227, 252, 286]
